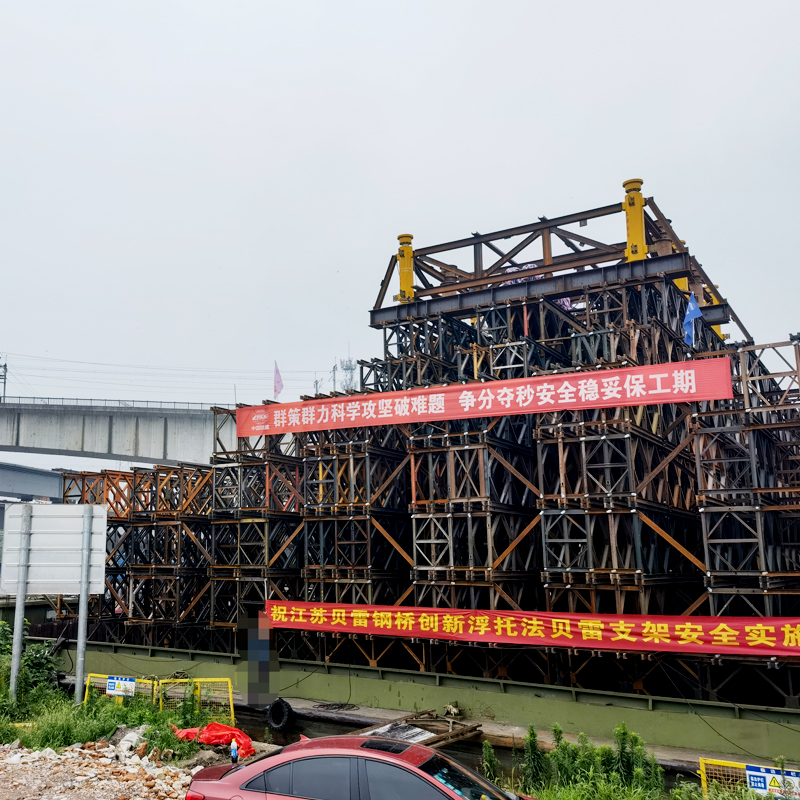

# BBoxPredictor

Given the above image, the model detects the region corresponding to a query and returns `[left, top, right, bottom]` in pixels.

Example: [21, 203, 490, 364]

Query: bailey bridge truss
[43, 181, 800, 708]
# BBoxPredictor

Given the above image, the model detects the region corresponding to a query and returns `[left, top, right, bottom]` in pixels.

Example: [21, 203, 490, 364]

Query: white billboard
[0, 504, 107, 595]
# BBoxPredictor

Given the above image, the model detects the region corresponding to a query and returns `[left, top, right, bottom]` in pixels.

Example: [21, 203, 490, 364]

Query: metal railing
[0, 396, 235, 410]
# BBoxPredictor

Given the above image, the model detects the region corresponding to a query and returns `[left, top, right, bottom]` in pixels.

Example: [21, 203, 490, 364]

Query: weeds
[0, 620, 207, 756]
[0, 621, 60, 711]
[0, 692, 206, 755]
[482, 739, 502, 784]
[482, 723, 764, 800]
[483, 721, 664, 796]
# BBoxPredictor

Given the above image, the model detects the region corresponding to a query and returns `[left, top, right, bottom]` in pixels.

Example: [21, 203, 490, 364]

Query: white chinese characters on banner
[257, 371, 699, 429]
[264, 393, 450, 428]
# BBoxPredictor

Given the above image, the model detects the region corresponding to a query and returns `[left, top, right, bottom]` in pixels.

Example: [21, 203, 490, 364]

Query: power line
[5, 350, 328, 374]
[656, 660, 763, 758]
[658, 659, 800, 740]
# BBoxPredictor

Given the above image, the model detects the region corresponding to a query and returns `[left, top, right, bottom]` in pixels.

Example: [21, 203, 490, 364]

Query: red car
[186, 735, 521, 800]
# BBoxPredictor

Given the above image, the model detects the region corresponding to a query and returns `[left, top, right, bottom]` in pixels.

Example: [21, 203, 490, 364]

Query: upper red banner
[265, 600, 800, 659]
[238, 358, 732, 437]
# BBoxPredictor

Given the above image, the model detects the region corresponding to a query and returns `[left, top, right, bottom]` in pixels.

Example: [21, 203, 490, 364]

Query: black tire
[267, 698, 294, 731]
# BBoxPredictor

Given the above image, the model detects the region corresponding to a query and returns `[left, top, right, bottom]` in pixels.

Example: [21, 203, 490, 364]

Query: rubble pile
[0, 726, 252, 800]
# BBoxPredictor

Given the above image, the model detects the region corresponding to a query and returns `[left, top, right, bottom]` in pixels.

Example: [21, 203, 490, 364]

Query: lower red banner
[265, 600, 800, 658]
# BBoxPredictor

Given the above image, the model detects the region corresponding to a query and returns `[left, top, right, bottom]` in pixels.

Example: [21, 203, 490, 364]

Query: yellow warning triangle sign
[769, 777, 781, 788]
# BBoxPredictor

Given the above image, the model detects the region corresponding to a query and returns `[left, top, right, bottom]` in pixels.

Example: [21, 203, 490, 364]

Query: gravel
[0, 739, 197, 800]
[0, 733, 281, 799]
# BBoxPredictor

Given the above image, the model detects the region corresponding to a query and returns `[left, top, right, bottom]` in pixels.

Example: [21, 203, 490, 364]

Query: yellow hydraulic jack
[622, 178, 647, 262]
[394, 233, 414, 303]
[623, 178, 692, 294]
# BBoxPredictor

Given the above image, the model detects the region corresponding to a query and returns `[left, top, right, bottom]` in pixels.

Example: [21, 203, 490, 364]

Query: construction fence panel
[158, 678, 235, 724]
[83, 673, 157, 703]
[698, 759, 748, 797]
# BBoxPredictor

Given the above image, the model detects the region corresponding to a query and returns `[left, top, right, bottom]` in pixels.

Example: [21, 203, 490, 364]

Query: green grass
[0, 691, 206, 756]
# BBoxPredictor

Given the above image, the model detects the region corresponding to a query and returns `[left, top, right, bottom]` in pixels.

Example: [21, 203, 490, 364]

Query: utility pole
[9, 504, 31, 702]
[73, 505, 92, 705]
[331, 362, 337, 393]
[0, 361, 6, 403]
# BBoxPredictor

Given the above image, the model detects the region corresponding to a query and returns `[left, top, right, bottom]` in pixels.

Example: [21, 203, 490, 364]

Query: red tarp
[173, 726, 200, 741]
[265, 600, 800, 659]
[172, 723, 255, 759]
[237, 358, 733, 436]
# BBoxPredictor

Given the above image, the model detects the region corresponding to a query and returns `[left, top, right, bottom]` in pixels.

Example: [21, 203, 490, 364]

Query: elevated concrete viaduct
[0, 400, 236, 465]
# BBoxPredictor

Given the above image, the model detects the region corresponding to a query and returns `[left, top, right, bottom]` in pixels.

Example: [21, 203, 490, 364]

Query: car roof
[283, 735, 436, 767]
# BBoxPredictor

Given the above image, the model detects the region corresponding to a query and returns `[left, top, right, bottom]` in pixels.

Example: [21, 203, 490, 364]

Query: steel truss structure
[45, 184, 800, 709]
[62, 448, 305, 652]
[297, 425, 412, 605]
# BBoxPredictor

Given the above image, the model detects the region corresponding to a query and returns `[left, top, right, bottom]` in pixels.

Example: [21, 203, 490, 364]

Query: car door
[264, 756, 356, 800]
[358, 757, 451, 800]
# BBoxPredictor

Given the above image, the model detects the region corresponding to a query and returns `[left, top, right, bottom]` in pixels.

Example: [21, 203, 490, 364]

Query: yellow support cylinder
[622, 179, 647, 262]
[711, 284, 722, 338]
[397, 234, 414, 303]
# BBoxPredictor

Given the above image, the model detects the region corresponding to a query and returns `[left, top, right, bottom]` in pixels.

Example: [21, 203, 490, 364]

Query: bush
[0, 622, 13, 655]
[19, 642, 59, 696]
[521, 725, 547, 793]
[482, 740, 502, 784]
[490, 721, 664, 798]
[0, 620, 59, 710]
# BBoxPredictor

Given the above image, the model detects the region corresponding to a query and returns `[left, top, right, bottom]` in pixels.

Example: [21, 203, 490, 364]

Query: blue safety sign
[106, 676, 136, 697]
[746, 765, 800, 797]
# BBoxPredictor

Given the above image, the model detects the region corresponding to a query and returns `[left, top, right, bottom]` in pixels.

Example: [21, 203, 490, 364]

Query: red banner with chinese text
[238, 359, 732, 437]
[264, 600, 800, 658]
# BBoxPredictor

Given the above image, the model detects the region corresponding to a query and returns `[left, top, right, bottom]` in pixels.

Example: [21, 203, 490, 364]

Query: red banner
[265, 600, 800, 658]
[238, 358, 732, 437]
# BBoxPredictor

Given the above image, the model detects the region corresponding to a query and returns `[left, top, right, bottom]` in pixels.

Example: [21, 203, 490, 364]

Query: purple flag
[274, 362, 284, 400]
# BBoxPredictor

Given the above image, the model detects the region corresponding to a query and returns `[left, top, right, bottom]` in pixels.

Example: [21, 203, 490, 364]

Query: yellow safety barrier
[83, 673, 157, 704]
[158, 678, 235, 724]
[82, 674, 234, 724]
[698, 758, 748, 797]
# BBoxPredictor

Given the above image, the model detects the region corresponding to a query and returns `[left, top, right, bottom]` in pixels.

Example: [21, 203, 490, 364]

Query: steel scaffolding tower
[47, 180, 800, 708]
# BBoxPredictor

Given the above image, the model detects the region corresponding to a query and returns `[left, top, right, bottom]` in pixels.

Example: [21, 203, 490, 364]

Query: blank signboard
[0, 505, 107, 595]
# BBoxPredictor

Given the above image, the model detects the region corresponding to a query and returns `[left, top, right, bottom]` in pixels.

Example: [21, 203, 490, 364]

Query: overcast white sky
[1, 1, 799, 422]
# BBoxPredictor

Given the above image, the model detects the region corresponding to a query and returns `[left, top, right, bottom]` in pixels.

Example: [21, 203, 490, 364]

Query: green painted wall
[275, 664, 800, 762]
[55, 643, 248, 693]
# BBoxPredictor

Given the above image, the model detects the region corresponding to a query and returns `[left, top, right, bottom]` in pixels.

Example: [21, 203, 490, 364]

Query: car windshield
[418, 753, 507, 800]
